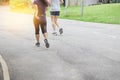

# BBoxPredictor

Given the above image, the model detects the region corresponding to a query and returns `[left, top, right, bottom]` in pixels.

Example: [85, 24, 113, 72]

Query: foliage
[59, 3, 120, 24]
[10, 0, 32, 9]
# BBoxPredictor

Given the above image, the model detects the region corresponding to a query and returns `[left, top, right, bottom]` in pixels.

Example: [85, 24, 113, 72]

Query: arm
[60, 0, 64, 4]
[34, 4, 39, 19]
[46, 0, 51, 6]
[44, 0, 50, 13]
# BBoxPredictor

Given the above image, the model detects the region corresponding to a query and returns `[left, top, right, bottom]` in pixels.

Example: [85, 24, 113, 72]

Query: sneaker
[52, 32, 57, 36]
[59, 28, 63, 35]
[44, 39, 49, 48]
[35, 42, 40, 47]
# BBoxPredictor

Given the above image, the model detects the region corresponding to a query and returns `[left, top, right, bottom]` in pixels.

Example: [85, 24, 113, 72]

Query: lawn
[60, 3, 120, 24]
[10, 3, 120, 24]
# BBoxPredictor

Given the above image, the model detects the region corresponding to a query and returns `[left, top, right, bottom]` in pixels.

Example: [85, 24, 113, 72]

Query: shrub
[10, 0, 31, 9]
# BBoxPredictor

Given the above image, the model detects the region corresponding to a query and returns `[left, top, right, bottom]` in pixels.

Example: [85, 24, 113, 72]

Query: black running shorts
[50, 11, 60, 16]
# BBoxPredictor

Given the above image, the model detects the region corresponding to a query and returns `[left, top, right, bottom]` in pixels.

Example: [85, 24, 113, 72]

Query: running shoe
[59, 28, 63, 34]
[35, 42, 40, 47]
[44, 39, 49, 48]
[52, 32, 57, 36]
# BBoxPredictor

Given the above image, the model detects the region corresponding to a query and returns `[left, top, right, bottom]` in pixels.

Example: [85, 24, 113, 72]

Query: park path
[0, 6, 120, 80]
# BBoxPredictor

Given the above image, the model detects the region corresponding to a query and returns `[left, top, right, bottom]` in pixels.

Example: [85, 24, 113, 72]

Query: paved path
[0, 6, 120, 80]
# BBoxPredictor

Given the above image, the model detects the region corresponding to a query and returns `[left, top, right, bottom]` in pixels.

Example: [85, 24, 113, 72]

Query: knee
[41, 26, 47, 34]
[42, 28, 47, 34]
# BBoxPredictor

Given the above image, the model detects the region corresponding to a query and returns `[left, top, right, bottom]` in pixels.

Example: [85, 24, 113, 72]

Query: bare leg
[54, 16, 60, 28]
[43, 33, 48, 39]
[54, 16, 63, 34]
[51, 16, 56, 32]
[35, 34, 40, 47]
[35, 34, 40, 43]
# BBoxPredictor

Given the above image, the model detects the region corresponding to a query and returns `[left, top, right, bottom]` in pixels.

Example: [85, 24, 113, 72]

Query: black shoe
[44, 39, 49, 48]
[35, 42, 40, 47]
[59, 28, 63, 35]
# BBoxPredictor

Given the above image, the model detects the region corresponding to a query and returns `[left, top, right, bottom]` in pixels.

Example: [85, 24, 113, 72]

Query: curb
[0, 62, 4, 80]
[0, 55, 10, 80]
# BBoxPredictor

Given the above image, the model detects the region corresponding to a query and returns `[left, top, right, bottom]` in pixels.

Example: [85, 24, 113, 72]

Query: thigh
[33, 17, 40, 34]
[51, 15, 56, 23]
[33, 17, 39, 29]
[54, 16, 58, 22]
[39, 16, 46, 24]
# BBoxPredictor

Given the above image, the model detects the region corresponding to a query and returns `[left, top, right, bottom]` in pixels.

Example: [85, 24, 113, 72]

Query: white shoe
[52, 32, 57, 36]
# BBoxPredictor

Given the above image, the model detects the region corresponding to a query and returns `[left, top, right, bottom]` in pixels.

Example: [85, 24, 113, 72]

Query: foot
[35, 42, 40, 47]
[44, 39, 49, 48]
[59, 28, 63, 35]
[52, 32, 57, 36]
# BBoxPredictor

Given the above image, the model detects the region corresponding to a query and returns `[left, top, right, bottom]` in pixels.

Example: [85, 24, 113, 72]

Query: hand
[47, 0, 51, 6]
[60, 0, 64, 4]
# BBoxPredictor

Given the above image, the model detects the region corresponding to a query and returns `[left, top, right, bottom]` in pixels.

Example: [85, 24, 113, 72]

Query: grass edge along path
[60, 3, 120, 24]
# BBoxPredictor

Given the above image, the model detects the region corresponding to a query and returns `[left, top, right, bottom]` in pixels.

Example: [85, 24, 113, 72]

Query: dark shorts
[50, 11, 60, 16]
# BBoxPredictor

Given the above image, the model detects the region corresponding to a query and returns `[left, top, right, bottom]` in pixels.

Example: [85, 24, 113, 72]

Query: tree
[0, 0, 9, 5]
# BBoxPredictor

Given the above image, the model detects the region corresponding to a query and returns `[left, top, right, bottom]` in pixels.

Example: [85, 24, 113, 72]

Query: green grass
[10, 3, 120, 24]
[59, 3, 120, 24]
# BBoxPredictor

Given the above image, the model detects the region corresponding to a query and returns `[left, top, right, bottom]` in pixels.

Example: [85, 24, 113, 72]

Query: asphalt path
[0, 6, 120, 80]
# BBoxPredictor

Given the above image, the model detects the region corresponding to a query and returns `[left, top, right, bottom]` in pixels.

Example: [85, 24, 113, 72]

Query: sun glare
[2, 10, 33, 34]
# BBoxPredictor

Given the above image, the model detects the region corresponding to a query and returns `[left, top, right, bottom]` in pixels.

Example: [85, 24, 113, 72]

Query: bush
[10, 0, 31, 9]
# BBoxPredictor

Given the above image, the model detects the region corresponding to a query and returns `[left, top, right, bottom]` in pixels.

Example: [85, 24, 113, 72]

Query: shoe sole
[52, 33, 57, 36]
[35, 43, 40, 47]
